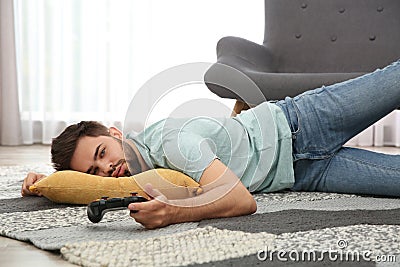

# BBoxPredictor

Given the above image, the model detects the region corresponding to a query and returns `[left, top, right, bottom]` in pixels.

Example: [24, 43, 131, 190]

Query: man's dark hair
[51, 121, 110, 171]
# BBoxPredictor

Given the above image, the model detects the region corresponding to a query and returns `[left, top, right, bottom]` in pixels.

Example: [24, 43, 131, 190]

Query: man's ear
[109, 127, 123, 139]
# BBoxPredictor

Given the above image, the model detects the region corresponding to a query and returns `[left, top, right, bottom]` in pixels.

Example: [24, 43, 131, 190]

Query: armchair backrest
[264, 0, 400, 73]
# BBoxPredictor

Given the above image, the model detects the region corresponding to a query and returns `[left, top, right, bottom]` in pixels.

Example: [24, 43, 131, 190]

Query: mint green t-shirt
[127, 102, 294, 193]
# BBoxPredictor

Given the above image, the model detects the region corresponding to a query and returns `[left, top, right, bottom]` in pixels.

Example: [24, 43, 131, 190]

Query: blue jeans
[275, 59, 400, 197]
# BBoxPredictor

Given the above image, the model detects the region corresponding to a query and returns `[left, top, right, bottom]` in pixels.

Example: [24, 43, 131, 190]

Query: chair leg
[231, 100, 251, 117]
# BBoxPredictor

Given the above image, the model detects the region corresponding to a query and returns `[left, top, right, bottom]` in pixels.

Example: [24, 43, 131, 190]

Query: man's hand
[21, 172, 46, 197]
[129, 184, 176, 229]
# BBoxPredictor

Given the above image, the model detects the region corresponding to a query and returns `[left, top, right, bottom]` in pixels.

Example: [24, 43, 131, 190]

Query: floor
[0, 144, 399, 266]
[0, 145, 76, 267]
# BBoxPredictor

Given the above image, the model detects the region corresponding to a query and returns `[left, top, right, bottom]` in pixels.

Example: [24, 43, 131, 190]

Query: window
[14, 0, 263, 143]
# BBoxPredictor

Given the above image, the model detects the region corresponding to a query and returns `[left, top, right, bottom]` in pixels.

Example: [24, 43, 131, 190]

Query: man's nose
[98, 160, 114, 176]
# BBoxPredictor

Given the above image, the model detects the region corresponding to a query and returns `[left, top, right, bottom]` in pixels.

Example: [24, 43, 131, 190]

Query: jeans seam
[293, 152, 334, 161]
[337, 152, 400, 172]
[319, 154, 336, 192]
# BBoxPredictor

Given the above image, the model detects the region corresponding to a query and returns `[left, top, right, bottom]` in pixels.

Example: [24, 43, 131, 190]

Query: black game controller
[87, 193, 147, 223]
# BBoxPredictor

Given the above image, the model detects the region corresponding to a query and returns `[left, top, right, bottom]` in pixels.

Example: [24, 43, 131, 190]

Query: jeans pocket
[287, 98, 301, 138]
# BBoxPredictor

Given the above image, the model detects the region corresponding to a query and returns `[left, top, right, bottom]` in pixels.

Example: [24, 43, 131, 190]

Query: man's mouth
[112, 163, 125, 177]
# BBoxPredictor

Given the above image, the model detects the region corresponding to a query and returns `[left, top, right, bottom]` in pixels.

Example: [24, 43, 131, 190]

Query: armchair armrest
[216, 36, 275, 72]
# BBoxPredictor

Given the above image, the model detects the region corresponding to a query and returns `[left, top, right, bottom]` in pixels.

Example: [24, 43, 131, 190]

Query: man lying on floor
[21, 60, 400, 229]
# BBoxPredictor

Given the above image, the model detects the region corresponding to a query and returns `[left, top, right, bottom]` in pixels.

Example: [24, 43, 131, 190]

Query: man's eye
[100, 148, 105, 158]
[93, 167, 99, 175]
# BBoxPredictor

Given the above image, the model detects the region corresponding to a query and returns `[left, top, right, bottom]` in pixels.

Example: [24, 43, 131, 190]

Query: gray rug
[0, 164, 399, 266]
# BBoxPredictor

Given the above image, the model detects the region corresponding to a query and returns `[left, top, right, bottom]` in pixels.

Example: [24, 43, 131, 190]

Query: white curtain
[0, 0, 23, 145]
[11, 0, 400, 147]
[14, 0, 264, 144]
[14, 0, 138, 144]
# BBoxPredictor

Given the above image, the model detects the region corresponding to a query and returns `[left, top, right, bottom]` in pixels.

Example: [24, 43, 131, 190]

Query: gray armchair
[205, 0, 400, 114]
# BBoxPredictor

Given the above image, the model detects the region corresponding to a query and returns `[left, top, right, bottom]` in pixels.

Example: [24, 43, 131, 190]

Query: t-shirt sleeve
[152, 129, 218, 182]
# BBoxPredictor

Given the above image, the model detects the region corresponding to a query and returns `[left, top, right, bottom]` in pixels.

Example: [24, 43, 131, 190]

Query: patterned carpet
[0, 164, 399, 266]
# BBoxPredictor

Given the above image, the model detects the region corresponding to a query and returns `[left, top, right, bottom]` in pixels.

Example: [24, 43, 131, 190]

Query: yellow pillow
[29, 169, 202, 204]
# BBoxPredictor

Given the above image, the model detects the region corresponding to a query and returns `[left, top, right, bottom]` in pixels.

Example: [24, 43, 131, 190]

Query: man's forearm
[167, 181, 257, 224]
[129, 160, 257, 229]
[167, 159, 257, 224]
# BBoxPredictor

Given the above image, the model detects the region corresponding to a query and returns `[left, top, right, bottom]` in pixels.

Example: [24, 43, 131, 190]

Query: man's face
[70, 135, 131, 177]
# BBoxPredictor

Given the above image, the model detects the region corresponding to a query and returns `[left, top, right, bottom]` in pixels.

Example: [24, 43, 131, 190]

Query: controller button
[90, 202, 100, 207]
